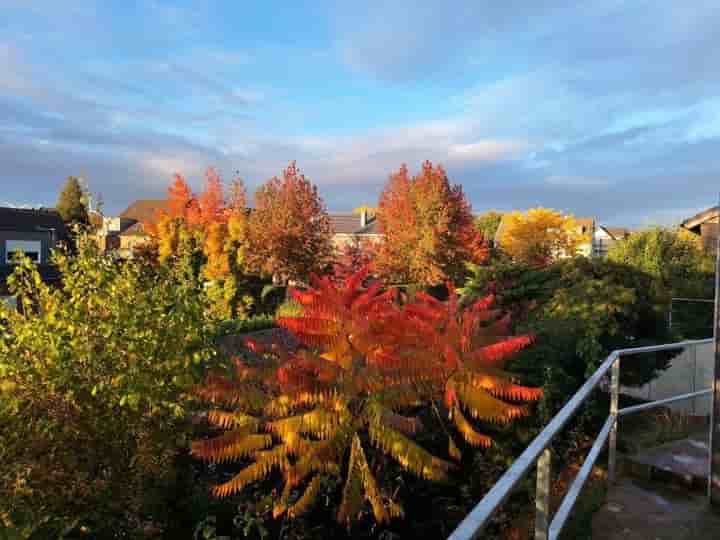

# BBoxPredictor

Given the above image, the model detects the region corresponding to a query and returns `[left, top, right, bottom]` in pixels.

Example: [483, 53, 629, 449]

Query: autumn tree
[375, 161, 485, 286]
[496, 207, 588, 265]
[247, 162, 333, 283]
[192, 267, 540, 526]
[152, 169, 252, 319]
[56, 176, 89, 228]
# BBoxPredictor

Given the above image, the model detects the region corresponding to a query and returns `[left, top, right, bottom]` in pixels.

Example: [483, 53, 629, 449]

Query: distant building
[0, 206, 68, 294]
[328, 211, 383, 249]
[681, 206, 718, 251]
[96, 200, 167, 258]
[592, 226, 630, 258]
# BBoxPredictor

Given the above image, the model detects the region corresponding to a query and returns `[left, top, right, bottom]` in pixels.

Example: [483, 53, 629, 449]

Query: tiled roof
[119, 200, 168, 224]
[328, 213, 382, 235]
[681, 206, 718, 231]
[328, 213, 363, 234]
[0, 207, 68, 239]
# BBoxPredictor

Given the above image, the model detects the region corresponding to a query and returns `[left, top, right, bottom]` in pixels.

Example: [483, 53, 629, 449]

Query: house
[96, 199, 167, 258]
[575, 218, 596, 257]
[681, 206, 718, 251]
[328, 211, 383, 249]
[592, 226, 630, 257]
[0, 206, 68, 294]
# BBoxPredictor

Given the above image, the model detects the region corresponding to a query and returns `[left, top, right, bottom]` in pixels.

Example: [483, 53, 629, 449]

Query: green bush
[0, 241, 217, 537]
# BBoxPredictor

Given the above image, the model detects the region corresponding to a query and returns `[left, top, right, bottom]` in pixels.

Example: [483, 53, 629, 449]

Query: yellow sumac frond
[287, 475, 322, 518]
[191, 432, 271, 464]
[287, 453, 340, 487]
[368, 424, 453, 481]
[450, 406, 492, 448]
[468, 373, 543, 402]
[264, 390, 338, 417]
[212, 458, 275, 498]
[448, 436, 463, 461]
[337, 438, 365, 526]
[207, 410, 260, 430]
[454, 382, 526, 423]
[269, 408, 339, 441]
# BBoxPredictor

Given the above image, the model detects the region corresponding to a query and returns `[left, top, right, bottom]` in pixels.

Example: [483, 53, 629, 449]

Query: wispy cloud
[1, 1, 720, 224]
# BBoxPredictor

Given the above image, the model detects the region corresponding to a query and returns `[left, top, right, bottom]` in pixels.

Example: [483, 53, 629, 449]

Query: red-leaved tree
[375, 161, 486, 285]
[247, 162, 333, 283]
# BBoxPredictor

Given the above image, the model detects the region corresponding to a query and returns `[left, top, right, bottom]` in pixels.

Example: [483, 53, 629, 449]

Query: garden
[0, 163, 714, 539]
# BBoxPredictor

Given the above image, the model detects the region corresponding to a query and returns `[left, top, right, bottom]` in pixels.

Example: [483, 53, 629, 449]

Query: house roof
[0, 207, 68, 239]
[681, 206, 718, 231]
[327, 212, 382, 235]
[328, 213, 363, 234]
[119, 199, 168, 224]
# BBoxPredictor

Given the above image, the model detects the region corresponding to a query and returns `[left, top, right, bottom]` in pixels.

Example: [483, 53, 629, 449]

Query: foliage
[375, 161, 486, 286]
[608, 227, 714, 300]
[192, 268, 540, 528]
[463, 256, 673, 422]
[332, 239, 378, 283]
[474, 210, 503, 243]
[247, 162, 333, 284]
[215, 315, 278, 338]
[497, 208, 589, 265]
[56, 176, 89, 228]
[0, 241, 216, 536]
[151, 169, 253, 320]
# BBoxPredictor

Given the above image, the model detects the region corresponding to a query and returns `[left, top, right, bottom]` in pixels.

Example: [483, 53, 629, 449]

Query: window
[5, 240, 42, 263]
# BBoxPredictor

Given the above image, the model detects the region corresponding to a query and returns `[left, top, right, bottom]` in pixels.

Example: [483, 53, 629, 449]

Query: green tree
[475, 210, 503, 243]
[608, 227, 713, 299]
[0, 239, 216, 536]
[463, 257, 673, 420]
[56, 176, 89, 227]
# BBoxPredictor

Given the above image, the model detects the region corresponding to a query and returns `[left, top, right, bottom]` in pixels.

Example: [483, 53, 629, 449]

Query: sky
[1, 0, 720, 226]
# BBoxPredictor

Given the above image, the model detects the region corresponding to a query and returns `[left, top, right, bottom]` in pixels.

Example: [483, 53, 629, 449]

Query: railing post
[535, 448, 551, 540]
[608, 355, 620, 484]
[690, 344, 697, 415]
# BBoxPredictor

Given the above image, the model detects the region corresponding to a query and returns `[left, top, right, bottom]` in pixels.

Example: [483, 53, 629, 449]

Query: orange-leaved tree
[246, 161, 333, 284]
[192, 267, 541, 525]
[375, 161, 486, 286]
[151, 169, 251, 318]
[497, 207, 589, 266]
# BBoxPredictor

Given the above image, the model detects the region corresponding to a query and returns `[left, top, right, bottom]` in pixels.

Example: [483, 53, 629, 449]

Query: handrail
[447, 338, 713, 540]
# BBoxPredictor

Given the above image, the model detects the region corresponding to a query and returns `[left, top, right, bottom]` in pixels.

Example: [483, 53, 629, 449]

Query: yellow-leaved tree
[497, 207, 590, 265]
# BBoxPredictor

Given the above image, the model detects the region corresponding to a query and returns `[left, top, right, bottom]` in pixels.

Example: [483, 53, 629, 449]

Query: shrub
[192, 268, 540, 527]
[0, 241, 216, 536]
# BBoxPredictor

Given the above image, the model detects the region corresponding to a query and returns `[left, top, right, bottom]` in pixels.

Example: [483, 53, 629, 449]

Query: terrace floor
[591, 433, 720, 540]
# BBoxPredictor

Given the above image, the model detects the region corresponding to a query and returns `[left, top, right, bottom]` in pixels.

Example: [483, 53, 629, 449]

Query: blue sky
[1, 0, 720, 226]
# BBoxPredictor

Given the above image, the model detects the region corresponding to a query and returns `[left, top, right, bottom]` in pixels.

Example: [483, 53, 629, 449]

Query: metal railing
[448, 338, 714, 540]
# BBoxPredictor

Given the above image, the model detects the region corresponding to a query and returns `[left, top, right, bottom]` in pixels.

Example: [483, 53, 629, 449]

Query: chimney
[360, 210, 367, 228]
